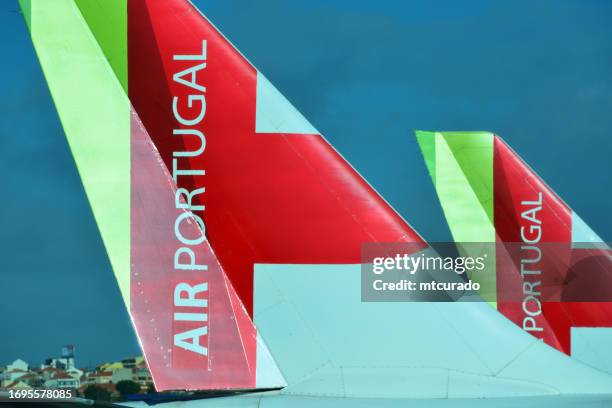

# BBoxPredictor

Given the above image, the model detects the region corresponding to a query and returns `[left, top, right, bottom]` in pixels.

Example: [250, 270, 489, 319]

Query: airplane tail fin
[19, 0, 287, 391]
[416, 131, 612, 371]
[20, 0, 422, 392]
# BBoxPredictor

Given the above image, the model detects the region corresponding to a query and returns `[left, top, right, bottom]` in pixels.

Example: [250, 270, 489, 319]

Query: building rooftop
[88, 371, 113, 378]
[51, 372, 75, 380]
[4, 380, 30, 389]
[17, 373, 39, 381]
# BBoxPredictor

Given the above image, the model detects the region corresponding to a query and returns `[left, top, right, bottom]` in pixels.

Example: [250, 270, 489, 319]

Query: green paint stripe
[416, 131, 495, 242]
[21, 0, 131, 307]
[75, 0, 128, 93]
[442, 132, 494, 226]
[416, 131, 496, 304]
[18, 0, 31, 30]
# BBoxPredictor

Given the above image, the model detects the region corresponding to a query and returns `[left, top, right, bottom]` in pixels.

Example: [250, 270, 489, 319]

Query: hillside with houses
[0, 353, 154, 401]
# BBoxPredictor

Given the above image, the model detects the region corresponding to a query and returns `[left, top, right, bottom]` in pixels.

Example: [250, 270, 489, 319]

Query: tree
[83, 385, 111, 402]
[115, 380, 141, 397]
[146, 382, 156, 394]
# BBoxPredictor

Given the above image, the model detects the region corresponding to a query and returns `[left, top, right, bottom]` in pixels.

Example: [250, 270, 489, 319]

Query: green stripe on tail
[21, 0, 131, 307]
[416, 131, 496, 304]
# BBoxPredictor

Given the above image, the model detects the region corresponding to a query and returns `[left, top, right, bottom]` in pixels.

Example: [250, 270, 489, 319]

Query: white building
[6, 359, 28, 372]
[111, 368, 134, 384]
[86, 371, 113, 385]
[3, 368, 29, 382]
[44, 372, 80, 389]
[66, 367, 83, 379]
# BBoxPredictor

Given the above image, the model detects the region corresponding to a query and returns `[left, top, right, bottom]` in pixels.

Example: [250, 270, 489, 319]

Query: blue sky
[1, 0, 611, 367]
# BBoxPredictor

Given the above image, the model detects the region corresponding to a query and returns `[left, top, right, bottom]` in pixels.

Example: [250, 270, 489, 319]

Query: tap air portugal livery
[20, 0, 612, 406]
[416, 132, 612, 364]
